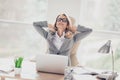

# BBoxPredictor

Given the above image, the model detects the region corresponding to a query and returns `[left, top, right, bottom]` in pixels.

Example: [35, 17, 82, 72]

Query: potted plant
[14, 57, 23, 75]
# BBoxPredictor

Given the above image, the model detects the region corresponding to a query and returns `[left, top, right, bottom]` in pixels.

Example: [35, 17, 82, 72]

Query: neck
[57, 29, 64, 37]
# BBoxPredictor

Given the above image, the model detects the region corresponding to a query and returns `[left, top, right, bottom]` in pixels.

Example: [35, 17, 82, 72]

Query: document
[0, 58, 14, 74]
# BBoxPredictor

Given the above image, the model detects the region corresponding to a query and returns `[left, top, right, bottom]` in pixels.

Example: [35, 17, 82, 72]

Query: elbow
[89, 28, 93, 33]
[86, 28, 93, 34]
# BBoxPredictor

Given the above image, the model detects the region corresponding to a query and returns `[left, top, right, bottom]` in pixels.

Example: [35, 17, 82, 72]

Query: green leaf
[15, 57, 23, 68]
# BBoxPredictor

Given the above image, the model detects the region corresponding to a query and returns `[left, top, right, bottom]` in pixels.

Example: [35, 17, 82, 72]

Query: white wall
[47, 0, 81, 25]
[79, 0, 120, 31]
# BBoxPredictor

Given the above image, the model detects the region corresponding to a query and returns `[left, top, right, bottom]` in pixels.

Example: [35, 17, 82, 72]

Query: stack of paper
[0, 65, 14, 74]
[0, 58, 14, 74]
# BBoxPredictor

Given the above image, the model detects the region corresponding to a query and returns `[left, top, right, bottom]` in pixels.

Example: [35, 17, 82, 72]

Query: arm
[74, 25, 92, 42]
[33, 21, 48, 38]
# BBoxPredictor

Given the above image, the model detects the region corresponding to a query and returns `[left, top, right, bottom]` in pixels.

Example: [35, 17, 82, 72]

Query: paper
[0, 65, 14, 74]
[4, 78, 18, 80]
[0, 58, 14, 74]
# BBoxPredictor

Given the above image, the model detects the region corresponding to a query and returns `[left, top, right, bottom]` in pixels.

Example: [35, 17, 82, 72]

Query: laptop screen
[36, 54, 68, 74]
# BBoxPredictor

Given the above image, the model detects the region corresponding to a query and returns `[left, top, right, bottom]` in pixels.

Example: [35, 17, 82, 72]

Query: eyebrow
[58, 17, 67, 19]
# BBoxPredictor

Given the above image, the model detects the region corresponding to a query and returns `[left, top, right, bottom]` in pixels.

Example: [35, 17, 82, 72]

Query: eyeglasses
[56, 18, 68, 23]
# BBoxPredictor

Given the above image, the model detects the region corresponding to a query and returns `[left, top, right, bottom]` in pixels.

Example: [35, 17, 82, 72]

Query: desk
[65, 67, 120, 80]
[0, 60, 64, 80]
[0, 59, 119, 80]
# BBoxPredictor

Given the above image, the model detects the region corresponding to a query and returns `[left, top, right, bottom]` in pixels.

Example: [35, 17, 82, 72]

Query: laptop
[36, 54, 68, 74]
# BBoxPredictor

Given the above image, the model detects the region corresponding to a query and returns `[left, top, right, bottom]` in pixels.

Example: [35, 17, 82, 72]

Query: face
[56, 14, 68, 31]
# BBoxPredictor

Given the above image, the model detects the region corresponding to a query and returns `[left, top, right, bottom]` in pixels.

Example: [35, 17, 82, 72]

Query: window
[78, 0, 120, 72]
[0, 0, 48, 57]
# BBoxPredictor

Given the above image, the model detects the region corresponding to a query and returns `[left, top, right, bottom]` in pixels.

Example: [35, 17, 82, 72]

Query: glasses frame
[56, 18, 68, 23]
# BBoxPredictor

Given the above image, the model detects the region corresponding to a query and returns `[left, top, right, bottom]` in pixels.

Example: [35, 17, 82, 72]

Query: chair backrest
[70, 40, 81, 66]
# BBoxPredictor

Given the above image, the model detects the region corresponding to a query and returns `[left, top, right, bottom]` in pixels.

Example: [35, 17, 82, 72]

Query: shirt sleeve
[73, 25, 92, 42]
[33, 21, 48, 39]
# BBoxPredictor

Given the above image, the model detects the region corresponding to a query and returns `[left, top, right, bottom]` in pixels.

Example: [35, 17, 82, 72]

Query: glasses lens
[57, 18, 68, 22]
[62, 18, 68, 22]
[57, 18, 62, 22]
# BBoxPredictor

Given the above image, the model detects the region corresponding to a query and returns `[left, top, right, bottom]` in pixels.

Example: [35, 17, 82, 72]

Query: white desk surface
[0, 58, 64, 80]
[0, 58, 120, 80]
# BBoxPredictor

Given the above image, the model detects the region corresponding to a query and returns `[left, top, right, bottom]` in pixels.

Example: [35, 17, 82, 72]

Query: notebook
[36, 54, 68, 74]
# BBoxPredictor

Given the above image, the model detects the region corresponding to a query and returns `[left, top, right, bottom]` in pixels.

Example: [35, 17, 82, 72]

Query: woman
[33, 13, 92, 66]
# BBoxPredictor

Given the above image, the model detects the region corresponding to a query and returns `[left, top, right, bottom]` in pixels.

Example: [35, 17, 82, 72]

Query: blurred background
[0, 0, 120, 72]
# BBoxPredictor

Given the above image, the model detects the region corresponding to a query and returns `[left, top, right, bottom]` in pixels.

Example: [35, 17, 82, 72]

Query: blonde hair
[54, 13, 72, 31]
[69, 16, 75, 26]
[50, 13, 76, 39]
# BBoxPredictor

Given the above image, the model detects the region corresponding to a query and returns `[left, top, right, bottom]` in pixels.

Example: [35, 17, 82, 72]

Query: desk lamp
[98, 40, 118, 80]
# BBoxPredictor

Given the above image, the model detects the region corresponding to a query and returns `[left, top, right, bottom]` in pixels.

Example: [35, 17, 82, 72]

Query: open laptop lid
[36, 54, 68, 74]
